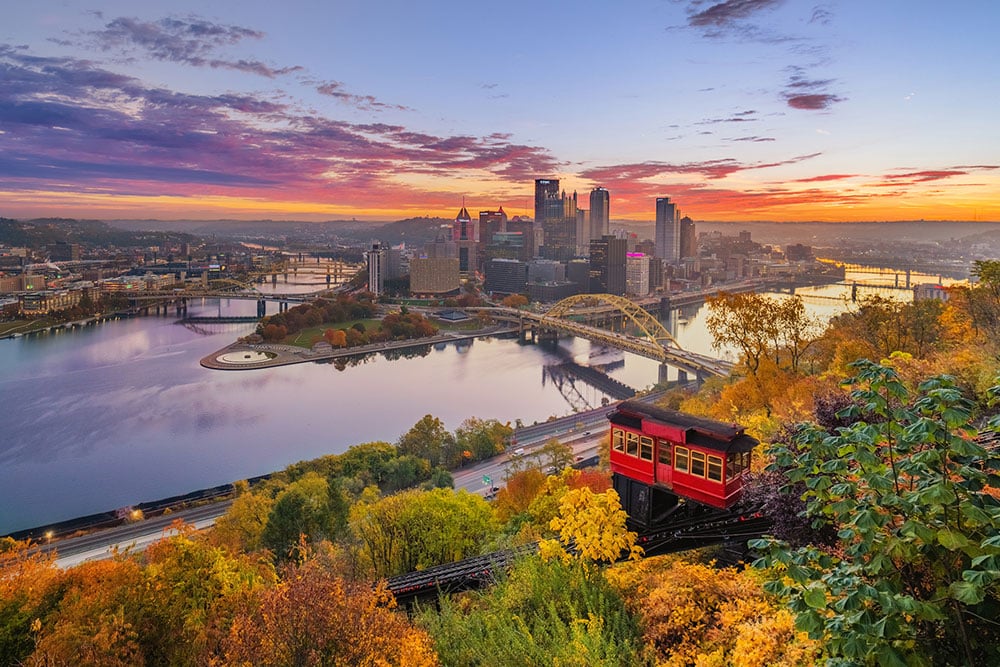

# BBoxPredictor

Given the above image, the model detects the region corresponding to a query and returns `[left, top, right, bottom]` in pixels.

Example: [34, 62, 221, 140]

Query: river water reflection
[0, 268, 960, 534]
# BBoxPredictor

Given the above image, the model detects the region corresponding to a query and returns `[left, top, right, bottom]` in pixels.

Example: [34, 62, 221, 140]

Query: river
[0, 267, 960, 534]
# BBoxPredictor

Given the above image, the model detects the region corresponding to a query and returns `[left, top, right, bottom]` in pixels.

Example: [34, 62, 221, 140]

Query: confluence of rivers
[0, 268, 956, 534]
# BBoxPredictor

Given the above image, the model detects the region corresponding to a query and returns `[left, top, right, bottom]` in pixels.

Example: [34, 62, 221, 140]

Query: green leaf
[982, 535, 1000, 549]
[796, 609, 824, 636]
[962, 569, 999, 586]
[960, 503, 993, 525]
[949, 580, 985, 605]
[937, 528, 971, 550]
[917, 483, 957, 506]
[803, 585, 827, 609]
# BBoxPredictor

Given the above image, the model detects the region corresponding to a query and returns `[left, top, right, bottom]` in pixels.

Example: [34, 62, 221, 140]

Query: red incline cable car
[608, 400, 758, 525]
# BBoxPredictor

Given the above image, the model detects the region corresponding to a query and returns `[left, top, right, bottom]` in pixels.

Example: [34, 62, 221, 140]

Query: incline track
[386, 501, 771, 605]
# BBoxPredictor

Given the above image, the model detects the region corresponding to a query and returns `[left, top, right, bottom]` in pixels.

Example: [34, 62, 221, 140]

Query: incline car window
[690, 451, 706, 477]
[657, 440, 671, 464]
[612, 429, 624, 452]
[639, 436, 653, 461]
[707, 455, 723, 482]
[675, 446, 689, 473]
[626, 432, 639, 457]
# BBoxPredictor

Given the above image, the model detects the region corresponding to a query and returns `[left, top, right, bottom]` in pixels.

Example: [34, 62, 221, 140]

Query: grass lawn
[433, 317, 486, 332]
[286, 318, 383, 348]
[0, 318, 55, 337]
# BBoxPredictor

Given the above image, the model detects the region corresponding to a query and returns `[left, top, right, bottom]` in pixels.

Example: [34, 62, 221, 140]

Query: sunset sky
[3, 1, 999, 223]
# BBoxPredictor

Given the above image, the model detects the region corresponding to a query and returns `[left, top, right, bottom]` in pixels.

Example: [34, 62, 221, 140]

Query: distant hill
[612, 219, 1000, 247]
[106, 217, 451, 247]
[364, 217, 452, 247]
[0, 217, 197, 248]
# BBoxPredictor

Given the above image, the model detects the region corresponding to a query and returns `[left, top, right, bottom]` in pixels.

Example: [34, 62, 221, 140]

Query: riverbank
[199, 324, 518, 370]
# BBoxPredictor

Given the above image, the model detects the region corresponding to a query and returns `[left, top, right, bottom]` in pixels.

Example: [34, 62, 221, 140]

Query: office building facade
[589, 187, 609, 240]
[588, 235, 627, 295]
[655, 197, 681, 262]
[366, 242, 385, 296]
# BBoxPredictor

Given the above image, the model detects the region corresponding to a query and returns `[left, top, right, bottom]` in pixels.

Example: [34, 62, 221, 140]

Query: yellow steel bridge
[476, 294, 734, 379]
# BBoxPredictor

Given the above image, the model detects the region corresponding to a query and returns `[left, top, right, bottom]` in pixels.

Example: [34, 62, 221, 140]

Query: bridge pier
[537, 328, 558, 344]
[257, 299, 266, 318]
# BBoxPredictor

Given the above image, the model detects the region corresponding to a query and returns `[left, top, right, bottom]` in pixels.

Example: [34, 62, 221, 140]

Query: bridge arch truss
[544, 294, 680, 349]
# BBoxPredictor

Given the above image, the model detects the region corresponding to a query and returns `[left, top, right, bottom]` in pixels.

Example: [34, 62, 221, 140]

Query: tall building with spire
[452, 203, 479, 273]
[589, 187, 610, 240]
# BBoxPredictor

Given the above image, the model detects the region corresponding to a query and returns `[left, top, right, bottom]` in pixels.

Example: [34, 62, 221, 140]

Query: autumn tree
[28, 558, 148, 666]
[223, 558, 437, 666]
[139, 527, 276, 663]
[540, 487, 642, 564]
[707, 292, 821, 376]
[397, 414, 457, 468]
[753, 361, 1000, 666]
[537, 436, 574, 472]
[775, 293, 823, 372]
[964, 259, 1000, 342]
[492, 468, 548, 525]
[350, 488, 497, 578]
[0, 539, 62, 665]
[209, 482, 273, 554]
[323, 327, 347, 347]
[420, 556, 644, 666]
[454, 417, 513, 462]
[605, 557, 821, 666]
[706, 292, 778, 377]
[501, 293, 529, 309]
[261, 472, 347, 561]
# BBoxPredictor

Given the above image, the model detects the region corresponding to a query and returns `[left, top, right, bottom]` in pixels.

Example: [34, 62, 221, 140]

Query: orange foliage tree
[0, 538, 63, 664]
[323, 328, 347, 347]
[223, 559, 437, 666]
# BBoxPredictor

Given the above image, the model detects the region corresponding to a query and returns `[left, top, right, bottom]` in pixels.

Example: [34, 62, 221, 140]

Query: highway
[39, 393, 663, 569]
[41, 501, 233, 569]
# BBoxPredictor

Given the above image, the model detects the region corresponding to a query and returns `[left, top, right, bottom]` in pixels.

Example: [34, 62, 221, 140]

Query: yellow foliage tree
[605, 557, 821, 667]
[540, 487, 642, 565]
[210, 490, 274, 553]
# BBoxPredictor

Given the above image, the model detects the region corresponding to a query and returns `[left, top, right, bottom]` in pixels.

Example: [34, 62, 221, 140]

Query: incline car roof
[612, 400, 759, 452]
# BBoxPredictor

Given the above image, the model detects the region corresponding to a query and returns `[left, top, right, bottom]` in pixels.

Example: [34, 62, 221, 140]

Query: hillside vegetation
[3, 262, 1000, 665]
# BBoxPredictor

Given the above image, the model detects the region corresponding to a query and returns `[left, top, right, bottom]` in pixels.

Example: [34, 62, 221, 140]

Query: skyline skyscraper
[680, 215, 697, 259]
[588, 234, 627, 295]
[534, 178, 560, 225]
[655, 197, 681, 262]
[589, 187, 609, 240]
[453, 205, 478, 273]
[366, 241, 385, 296]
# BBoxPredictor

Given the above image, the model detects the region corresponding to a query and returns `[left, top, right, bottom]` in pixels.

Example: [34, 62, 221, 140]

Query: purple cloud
[579, 152, 820, 183]
[316, 81, 410, 111]
[786, 93, 843, 109]
[0, 45, 557, 201]
[782, 66, 845, 110]
[82, 16, 305, 78]
[688, 0, 784, 28]
[727, 135, 776, 142]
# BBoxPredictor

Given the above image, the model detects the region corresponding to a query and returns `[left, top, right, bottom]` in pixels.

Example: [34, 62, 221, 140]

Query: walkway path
[200, 325, 517, 370]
